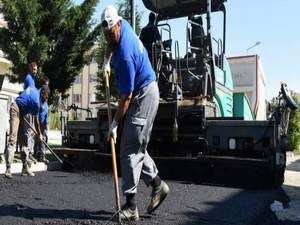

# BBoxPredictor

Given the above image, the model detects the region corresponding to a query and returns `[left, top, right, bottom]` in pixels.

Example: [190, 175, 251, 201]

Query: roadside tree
[288, 95, 300, 151]
[0, 0, 101, 94]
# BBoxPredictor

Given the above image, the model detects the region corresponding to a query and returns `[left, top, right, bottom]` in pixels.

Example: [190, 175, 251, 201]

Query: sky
[76, 0, 300, 99]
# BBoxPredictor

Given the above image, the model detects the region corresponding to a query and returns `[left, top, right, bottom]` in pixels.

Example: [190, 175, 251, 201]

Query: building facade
[66, 60, 99, 120]
[228, 55, 267, 120]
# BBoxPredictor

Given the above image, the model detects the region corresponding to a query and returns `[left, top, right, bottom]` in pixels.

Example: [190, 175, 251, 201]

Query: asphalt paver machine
[60, 0, 297, 187]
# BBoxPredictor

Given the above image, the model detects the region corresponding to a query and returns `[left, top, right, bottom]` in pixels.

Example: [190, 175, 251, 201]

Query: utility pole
[206, 0, 211, 35]
[130, 0, 136, 31]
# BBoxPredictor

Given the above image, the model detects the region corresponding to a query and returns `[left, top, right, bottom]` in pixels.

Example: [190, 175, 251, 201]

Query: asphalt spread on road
[0, 168, 288, 225]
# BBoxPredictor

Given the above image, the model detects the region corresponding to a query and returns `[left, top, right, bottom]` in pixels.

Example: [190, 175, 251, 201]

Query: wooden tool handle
[104, 72, 121, 214]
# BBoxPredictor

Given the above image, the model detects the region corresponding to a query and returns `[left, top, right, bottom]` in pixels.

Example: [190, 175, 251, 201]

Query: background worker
[5, 85, 43, 179]
[24, 62, 38, 89]
[23, 62, 39, 164]
[139, 12, 161, 63]
[101, 5, 169, 222]
[34, 76, 50, 163]
[40, 76, 50, 87]
[34, 85, 50, 164]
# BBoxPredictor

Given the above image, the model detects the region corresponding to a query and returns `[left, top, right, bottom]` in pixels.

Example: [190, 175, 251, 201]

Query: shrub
[288, 96, 300, 152]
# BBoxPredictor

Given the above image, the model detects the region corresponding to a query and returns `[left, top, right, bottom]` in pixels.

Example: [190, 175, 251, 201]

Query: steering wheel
[281, 83, 298, 110]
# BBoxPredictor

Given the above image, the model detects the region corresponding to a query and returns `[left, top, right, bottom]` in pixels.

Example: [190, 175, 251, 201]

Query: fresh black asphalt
[0, 168, 288, 225]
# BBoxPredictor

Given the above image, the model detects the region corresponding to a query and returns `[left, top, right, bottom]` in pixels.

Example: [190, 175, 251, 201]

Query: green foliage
[116, 0, 142, 34]
[0, 0, 101, 94]
[95, 0, 143, 100]
[288, 95, 300, 152]
[49, 111, 61, 130]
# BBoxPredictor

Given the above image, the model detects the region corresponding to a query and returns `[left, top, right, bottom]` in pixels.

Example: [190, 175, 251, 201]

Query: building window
[91, 57, 97, 64]
[89, 74, 98, 83]
[73, 94, 81, 103]
[74, 75, 81, 84]
[89, 94, 96, 103]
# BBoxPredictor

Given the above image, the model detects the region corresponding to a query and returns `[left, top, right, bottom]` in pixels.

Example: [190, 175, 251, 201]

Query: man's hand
[102, 57, 111, 77]
[39, 134, 45, 142]
[107, 119, 118, 144]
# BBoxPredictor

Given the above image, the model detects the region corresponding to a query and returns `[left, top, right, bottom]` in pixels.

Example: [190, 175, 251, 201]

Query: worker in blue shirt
[23, 61, 38, 163]
[101, 5, 169, 221]
[34, 85, 50, 164]
[4, 86, 45, 179]
[24, 62, 38, 89]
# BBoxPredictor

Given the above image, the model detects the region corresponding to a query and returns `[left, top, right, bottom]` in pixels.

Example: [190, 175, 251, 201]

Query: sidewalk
[0, 130, 62, 175]
[48, 129, 62, 146]
[274, 152, 300, 222]
[0, 161, 47, 175]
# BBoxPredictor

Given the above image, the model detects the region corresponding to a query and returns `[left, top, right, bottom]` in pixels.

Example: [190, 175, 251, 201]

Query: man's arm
[107, 93, 132, 143]
[46, 112, 49, 132]
[114, 93, 132, 123]
[45, 104, 49, 132]
[33, 116, 42, 136]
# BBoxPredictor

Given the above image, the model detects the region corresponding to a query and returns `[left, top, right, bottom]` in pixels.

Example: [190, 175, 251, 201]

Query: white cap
[101, 5, 122, 30]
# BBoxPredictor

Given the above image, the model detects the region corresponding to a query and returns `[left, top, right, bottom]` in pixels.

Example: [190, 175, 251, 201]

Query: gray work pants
[25, 114, 35, 154]
[120, 81, 159, 195]
[34, 129, 47, 159]
[19, 113, 35, 163]
[6, 102, 32, 169]
[21, 114, 34, 154]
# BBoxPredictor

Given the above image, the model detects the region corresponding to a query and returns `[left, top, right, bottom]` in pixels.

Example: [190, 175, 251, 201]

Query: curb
[0, 162, 47, 174]
[0, 161, 61, 175]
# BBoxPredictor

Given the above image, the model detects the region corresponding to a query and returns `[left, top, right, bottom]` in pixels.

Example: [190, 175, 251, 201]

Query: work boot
[4, 168, 12, 179]
[119, 206, 139, 222]
[147, 180, 169, 213]
[0, 154, 5, 164]
[21, 167, 35, 177]
[29, 154, 38, 164]
[39, 156, 49, 165]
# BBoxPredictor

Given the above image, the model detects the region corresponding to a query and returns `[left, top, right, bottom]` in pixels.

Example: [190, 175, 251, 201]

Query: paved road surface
[0, 170, 286, 225]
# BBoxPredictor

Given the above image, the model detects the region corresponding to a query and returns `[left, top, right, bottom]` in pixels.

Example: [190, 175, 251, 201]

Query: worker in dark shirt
[139, 12, 161, 63]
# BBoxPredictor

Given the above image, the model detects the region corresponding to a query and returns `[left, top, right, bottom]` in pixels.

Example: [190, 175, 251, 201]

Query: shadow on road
[178, 187, 287, 225]
[0, 204, 154, 223]
[0, 204, 113, 221]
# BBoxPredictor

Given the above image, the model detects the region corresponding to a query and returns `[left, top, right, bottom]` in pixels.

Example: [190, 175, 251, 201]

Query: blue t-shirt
[24, 73, 35, 89]
[16, 86, 40, 116]
[39, 101, 48, 127]
[112, 19, 156, 95]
